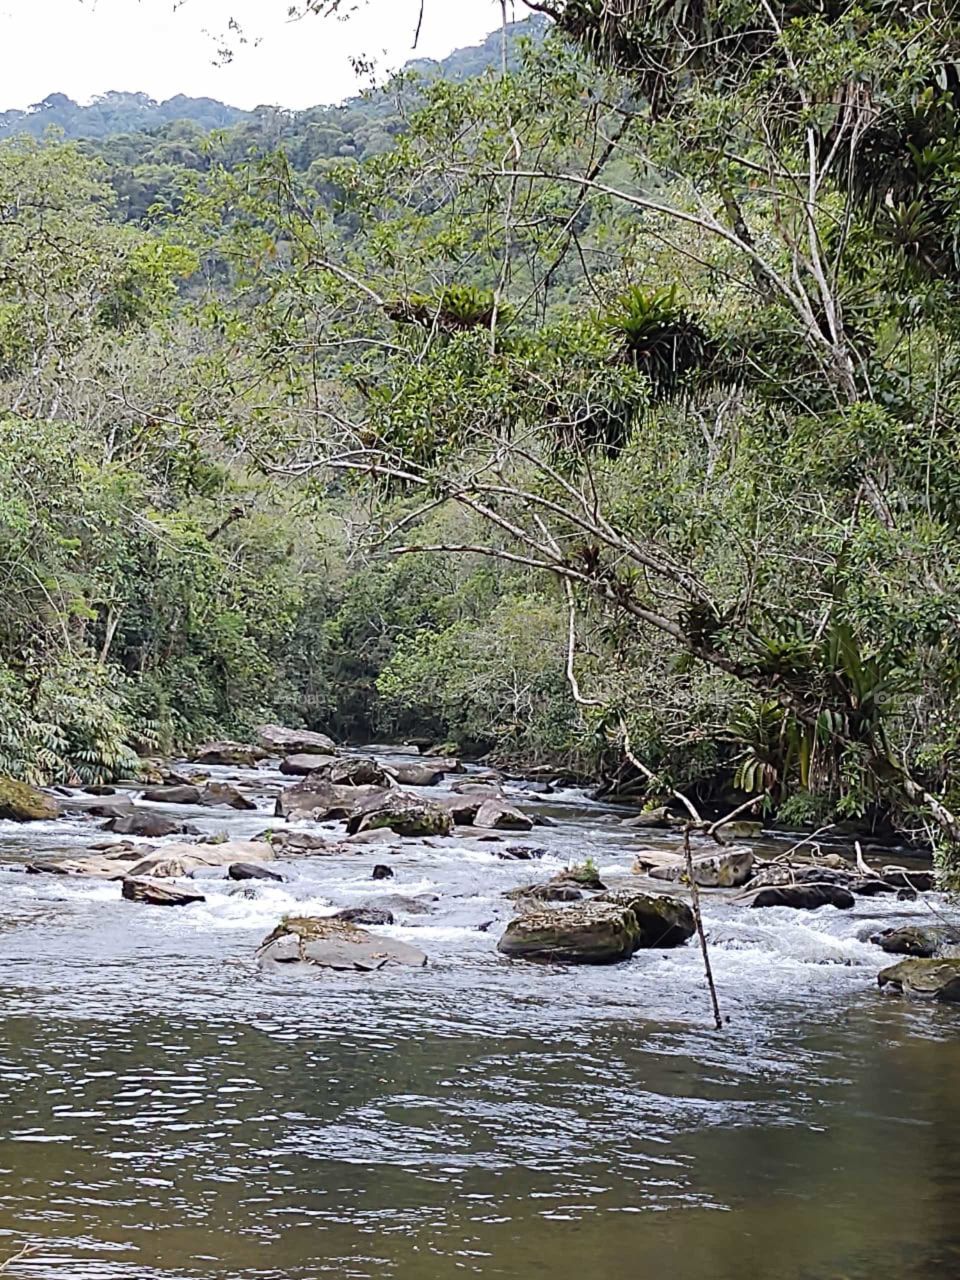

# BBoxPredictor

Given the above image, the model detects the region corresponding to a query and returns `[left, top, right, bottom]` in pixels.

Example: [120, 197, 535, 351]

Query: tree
[194, 2, 960, 869]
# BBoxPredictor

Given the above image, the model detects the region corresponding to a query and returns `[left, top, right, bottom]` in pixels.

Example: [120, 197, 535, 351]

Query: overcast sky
[0, 0, 514, 111]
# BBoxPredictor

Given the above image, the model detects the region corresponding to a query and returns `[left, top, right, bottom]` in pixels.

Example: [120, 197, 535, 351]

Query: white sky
[0, 0, 514, 111]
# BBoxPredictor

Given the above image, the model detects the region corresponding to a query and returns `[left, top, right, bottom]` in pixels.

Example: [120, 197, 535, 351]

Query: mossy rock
[0, 776, 58, 822]
[878, 958, 960, 1002]
[497, 903, 640, 964]
[597, 889, 694, 948]
[347, 793, 453, 838]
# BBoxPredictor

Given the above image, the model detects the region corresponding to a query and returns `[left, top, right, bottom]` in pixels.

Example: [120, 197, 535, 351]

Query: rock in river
[744, 883, 855, 911]
[122, 877, 206, 907]
[474, 799, 533, 831]
[384, 761, 445, 788]
[878, 958, 960, 1003]
[275, 779, 388, 821]
[257, 724, 338, 755]
[498, 902, 639, 964]
[228, 862, 283, 882]
[200, 781, 257, 811]
[649, 846, 754, 888]
[0, 777, 58, 822]
[870, 925, 960, 958]
[257, 916, 427, 972]
[141, 784, 202, 805]
[346, 791, 453, 838]
[192, 740, 267, 768]
[597, 889, 695, 948]
[334, 906, 395, 926]
[279, 753, 338, 776]
[103, 811, 198, 839]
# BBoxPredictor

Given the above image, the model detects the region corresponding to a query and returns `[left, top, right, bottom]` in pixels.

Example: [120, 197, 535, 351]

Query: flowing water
[0, 754, 958, 1279]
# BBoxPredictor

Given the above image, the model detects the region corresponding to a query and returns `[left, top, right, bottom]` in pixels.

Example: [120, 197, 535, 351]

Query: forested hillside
[3, 3, 960, 872]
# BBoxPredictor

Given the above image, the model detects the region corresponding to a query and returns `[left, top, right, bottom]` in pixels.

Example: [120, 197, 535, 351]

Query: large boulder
[649, 846, 754, 888]
[384, 762, 445, 788]
[141, 784, 202, 805]
[497, 903, 640, 964]
[200, 781, 257, 811]
[870, 925, 960, 958]
[192, 740, 266, 768]
[878, 958, 960, 1002]
[275, 779, 388, 821]
[257, 916, 427, 972]
[597, 889, 695, 948]
[122, 877, 206, 907]
[745, 883, 855, 911]
[0, 777, 58, 822]
[474, 799, 533, 831]
[257, 724, 337, 755]
[104, 811, 195, 839]
[346, 791, 454, 839]
[314, 757, 393, 788]
[279, 753, 338, 776]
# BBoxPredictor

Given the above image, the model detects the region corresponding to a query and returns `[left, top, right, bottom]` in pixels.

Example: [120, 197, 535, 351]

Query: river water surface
[0, 754, 958, 1279]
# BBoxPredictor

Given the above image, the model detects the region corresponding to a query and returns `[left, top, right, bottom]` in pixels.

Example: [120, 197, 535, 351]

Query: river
[0, 752, 957, 1279]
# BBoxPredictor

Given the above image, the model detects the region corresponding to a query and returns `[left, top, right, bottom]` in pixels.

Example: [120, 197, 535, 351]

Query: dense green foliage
[5, 3, 960, 869]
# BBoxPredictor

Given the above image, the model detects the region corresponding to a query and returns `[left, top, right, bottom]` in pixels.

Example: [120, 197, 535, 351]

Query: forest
[3, 2, 960, 874]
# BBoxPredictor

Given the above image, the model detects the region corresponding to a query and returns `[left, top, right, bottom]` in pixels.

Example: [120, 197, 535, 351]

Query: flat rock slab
[141, 784, 203, 805]
[104, 812, 198, 839]
[35, 839, 274, 880]
[279, 753, 339, 776]
[257, 724, 337, 755]
[122, 877, 206, 907]
[257, 916, 427, 972]
[649, 847, 754, 888]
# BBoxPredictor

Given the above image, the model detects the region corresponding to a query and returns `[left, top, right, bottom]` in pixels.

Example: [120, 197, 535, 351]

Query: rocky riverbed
[0, 739, 958, 1278]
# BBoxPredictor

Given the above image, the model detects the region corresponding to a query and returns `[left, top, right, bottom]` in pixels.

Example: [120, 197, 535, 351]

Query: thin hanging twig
[684, 823, 724, 1031]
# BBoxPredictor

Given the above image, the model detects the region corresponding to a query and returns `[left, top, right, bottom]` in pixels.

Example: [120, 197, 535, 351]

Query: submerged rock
[745, 883, 855, 911]
[121, 877, 206, 907]
[498, 903, 639, 964]
[878, 958, 960, 1002]
[0, 777, 58, 822]
[257, 916, 427, 972]
[649, 846, 754, 888]
[597, 890, 695, 948]
[257, 724, 337, 755]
